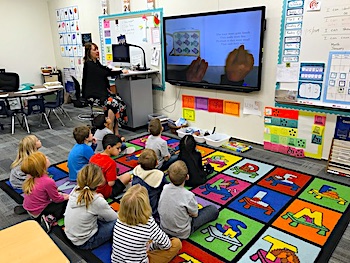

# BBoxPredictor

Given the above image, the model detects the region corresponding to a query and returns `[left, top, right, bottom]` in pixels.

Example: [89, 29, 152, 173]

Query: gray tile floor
[0, 104, 349, 262]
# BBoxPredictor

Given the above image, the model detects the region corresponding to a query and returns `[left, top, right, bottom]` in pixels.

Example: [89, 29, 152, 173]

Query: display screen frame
[163, 6, 266, 93]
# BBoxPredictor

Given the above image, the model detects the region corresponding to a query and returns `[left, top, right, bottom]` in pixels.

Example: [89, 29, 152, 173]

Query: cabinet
[116, 77, 153, 129]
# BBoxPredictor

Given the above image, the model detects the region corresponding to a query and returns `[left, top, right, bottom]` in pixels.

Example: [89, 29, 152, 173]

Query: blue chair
[44, 89, 72, 126]
[21, 98, 52, 133]
[0, 100, 13, 131]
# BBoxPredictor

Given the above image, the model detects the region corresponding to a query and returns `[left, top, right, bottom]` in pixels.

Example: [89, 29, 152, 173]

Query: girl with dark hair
[178, 135, 213, 187]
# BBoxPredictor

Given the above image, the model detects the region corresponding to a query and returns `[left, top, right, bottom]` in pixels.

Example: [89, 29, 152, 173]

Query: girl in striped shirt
[111, 184, 182, 263]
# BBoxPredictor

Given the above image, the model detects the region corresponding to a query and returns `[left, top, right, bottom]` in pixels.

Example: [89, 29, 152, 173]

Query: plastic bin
[148, 113, 168, 121]
[176, 128, 192, 138]
[193, 131, 206, 143]
[177, 127, 205, 143]
[204, 133, 230, 147]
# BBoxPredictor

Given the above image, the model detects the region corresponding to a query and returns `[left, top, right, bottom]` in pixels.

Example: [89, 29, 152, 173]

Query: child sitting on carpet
[64, 164, 118, 250]
[22, 152, 69, 230]
[178, 135, 213, 187]
[145, 118, 178, 171]
[158, 160, 219, 239]
[90, 134, 131, 199]
[68, 126, 97, 181]
[93, 114, 134, 154]
[111, 184, 182, 263]
[93, 114, 114, 153]
[10, 135, 42, 189]
[131, 149, 168, 220]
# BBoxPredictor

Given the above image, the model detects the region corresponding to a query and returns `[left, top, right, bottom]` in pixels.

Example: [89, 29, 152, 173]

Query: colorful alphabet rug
[1, 133, 350, 263]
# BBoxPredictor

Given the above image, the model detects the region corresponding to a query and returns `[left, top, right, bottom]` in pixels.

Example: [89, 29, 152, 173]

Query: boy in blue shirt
[68, 126, 97, 181]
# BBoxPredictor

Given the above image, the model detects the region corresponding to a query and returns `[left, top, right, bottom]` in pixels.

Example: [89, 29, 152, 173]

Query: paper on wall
[131, 54, 142, 66]
[243, 99, 262, 116]
[151, 48, 160, 66]
[276, 63, 300, 82]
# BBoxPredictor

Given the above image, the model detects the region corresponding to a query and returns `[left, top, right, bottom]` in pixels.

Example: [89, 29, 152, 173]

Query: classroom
[0, 0, 349, 262]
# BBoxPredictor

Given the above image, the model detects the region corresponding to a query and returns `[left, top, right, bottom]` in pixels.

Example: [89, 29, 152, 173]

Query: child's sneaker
[121, 146, 136, 155]
[40, 214, 56, 233]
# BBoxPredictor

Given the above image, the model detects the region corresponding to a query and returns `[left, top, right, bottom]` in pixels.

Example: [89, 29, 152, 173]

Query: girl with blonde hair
[10, 135, 42, 189]
[22, 152, 69, 229]
[112, 184, 182, 263]
[64, 164, 118, 250]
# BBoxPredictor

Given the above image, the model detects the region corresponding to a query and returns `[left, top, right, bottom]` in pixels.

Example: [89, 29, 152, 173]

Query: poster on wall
[264, 107, 326, 159]
[122, 0, 130, 12]
[275, 0, 350, 112]
[56, 6, 80, 58]
[81, 33, 92, 46]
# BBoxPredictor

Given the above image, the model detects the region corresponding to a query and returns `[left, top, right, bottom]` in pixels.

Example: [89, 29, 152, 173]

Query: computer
[112, 44, 131, 68]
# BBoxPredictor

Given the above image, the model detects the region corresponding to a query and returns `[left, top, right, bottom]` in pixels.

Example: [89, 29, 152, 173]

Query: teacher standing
[82, 42, 127, 136]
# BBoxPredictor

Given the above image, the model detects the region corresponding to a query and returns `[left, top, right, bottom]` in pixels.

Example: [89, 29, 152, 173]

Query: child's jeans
[160, 154, 178, 171]
[190, 205, 219, 234]
[78, 219, 117, 250]
[121, 142, 127, 151]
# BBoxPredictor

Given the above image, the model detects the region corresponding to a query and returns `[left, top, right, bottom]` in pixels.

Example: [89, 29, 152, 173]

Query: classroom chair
[0, 100, 12, 131]
[44, 89, 72, 126]
[21, 98, 52, 133]
[73, 76, 104, 127]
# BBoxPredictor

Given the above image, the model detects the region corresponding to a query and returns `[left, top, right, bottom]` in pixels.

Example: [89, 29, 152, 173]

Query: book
[222, 140, 252, 153]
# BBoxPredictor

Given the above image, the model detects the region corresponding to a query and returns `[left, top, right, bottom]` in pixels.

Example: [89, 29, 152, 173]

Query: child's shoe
[121, 146, 136, 155]
[40, 214, 56, 233]
[14, 205, 27, 215]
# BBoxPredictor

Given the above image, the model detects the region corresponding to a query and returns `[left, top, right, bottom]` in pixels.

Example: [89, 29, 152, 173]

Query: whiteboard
[98, 8, 164, 90]
[275, 0, 350, 113]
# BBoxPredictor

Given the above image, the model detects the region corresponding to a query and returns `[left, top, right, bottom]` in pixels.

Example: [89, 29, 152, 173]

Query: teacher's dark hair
[83, 42, 98, 62]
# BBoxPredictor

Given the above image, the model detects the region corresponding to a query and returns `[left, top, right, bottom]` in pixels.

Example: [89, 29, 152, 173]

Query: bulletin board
[275, 0, 350, 114]
[98, 8, 164, 90]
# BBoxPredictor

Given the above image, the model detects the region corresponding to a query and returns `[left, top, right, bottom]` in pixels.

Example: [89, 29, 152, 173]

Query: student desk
[0, 85, 63, 98]
[0, 86, 63, 134]
[0, 220, 69, 263]
[115, 69, 158, 129]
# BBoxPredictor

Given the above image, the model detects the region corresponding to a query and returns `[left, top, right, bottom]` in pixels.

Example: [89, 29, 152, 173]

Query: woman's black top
[82, 60, 121, 101]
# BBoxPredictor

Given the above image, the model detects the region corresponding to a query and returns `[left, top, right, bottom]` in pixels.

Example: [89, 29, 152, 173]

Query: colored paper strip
[223, 101, 240, 116]
[182, 95, 195, 109]
[103, 20, 110, 28]
[195, 97, 208, 110]
[265, 106, 299, 120]
[208, 98, 223, 113]
[183, 108, 195, 121]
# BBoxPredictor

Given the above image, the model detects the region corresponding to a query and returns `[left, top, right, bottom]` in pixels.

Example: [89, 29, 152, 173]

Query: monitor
[163, 6, 266, 93]
[112, 44, 131, 67]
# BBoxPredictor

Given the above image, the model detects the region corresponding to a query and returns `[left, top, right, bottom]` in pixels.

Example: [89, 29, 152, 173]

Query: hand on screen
[225, 45, 254, 82]
[186, 57, 208, 82]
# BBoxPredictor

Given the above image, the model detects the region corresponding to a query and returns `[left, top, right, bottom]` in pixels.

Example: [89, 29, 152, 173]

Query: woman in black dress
[82, 43, 127, 135]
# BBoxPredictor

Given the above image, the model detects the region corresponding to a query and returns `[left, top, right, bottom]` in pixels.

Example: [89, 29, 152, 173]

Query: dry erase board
[98, 8, 164, 90]
[275, 0, 350, 114]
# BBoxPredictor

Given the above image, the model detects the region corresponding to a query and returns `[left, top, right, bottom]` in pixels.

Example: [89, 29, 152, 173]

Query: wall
[0, 0, 56, 85]
[45, 0, 336, 159]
